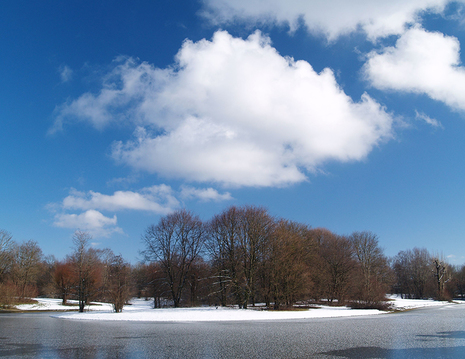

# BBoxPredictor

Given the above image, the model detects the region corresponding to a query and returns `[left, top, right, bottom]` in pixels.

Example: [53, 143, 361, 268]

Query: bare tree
[392, 248, 432, 299]
[308, 228, 336, 301]
[12, 240, 43, 299]
[432, 256, 449, 300]
[185, 257, 210, 306]
[0, 230, 14, 280]
[72, 230, 90, 312]
[106, 254, 132, 312]
[319, 234, 355, 304]
[239, 206, 275, 308]
[130, 262, 167, 307]
[263, 220, 314, 309]
[142, 209, 205, 308]
[207, 206, 243, 307]
[411, 248, 433, 299]
[36, 255, 58, 298]
[452, 265, 465, 299]
[54, 260, 75, 305]
[70, 231, 104, 312]
[207, 206, 274, 309]
[392, 250, 411, 298]
[350, 231, 392, 305]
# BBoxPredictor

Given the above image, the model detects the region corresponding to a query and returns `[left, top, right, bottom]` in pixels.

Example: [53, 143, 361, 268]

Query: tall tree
[350, 231, 392, 305]
[452, 265, 465, 299]
[54, 259, 75, 305]
[319, 234, 355, 304]
[12, 240, 43, 298]
[263, 220, 314, 309]
[207, 206, 243, 307]
[392, 248, 432, 299]
[142, 209, 205, 308]
[72, 230, 90, 312]
[70, 231, 103, 312]
[308, 228, 336, 301]
[432, 256, 449, 300]
[207, 206, 274, 308]
[106, 254, 132, 312]
[36, 255, 57, 298]
[239, 206, 275, 308]
[0, 230, 14, 281]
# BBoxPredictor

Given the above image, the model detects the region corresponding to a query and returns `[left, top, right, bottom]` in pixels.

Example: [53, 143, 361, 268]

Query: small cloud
[53, 209, 123, 238]
[49, 184, 234, 238]
[180, 186, 233, 202]
[176, 22, 187, 30]
[415, 111, 444, 129]
[106, 175, 140, 188]
[59, 65, 73, 83]
[364, 27, 465, 112]
[45, 201, 60, 213]
[61, 185, 179, 214]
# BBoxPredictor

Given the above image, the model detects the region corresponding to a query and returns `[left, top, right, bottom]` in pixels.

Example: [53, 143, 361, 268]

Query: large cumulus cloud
[54, 31, 394, 187]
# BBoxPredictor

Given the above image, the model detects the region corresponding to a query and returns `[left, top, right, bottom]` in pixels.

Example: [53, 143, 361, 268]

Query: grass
[0, 297, 39, 309]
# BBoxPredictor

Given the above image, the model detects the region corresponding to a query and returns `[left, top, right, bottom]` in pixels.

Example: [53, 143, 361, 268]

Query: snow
[12, 295, 460, 322]
[53, 302, 383, 322]
[386, 294, 455, 311]
[15, 298, 114, 312]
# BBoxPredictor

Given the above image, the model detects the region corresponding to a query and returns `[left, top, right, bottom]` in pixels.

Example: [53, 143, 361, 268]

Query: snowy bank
[387, 294, 454, 311]
[52, 302, 383, 322]
[15, 298, 114, 312]
[13, 296, 459, 322]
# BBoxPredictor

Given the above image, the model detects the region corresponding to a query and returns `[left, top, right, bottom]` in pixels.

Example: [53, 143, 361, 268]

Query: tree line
[0, 206, 462, 311]
[0, 229, 131, 312]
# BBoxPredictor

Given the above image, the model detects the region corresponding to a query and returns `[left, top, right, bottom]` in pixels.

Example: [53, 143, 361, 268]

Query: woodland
[0, 206, 461, 312]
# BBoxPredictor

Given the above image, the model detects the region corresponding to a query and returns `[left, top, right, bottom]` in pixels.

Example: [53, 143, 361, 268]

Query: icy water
[1, 304, 465, 358]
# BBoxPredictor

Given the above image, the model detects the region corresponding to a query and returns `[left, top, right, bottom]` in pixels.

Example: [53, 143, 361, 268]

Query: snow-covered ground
[15, 299, 114, 312]
[386, 294, 458, 311]
[11, 295, 461, 322]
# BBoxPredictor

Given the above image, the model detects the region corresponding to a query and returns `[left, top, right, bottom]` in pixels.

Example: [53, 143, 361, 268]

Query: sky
[2, 0, 465, 264]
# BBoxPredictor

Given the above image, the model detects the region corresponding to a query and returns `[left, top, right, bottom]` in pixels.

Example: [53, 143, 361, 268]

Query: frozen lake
[1, 304, 465, 358]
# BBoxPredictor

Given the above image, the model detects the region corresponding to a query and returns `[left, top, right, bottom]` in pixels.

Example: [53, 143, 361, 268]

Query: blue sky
[2, 0, 465, 263]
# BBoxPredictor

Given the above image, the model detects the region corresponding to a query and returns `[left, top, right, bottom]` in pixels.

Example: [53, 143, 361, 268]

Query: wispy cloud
[180, 186, 233, 202]
[54, 31, 394, 187]
[59, 65, 73, 83]
[106, 174, 140, 188]
[415, 111, 444, 129]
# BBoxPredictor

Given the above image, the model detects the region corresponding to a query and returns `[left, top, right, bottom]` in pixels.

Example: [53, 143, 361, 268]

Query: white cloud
[415, 110, 444, 128]
[201, 0, 456, 40]
[51, 184, 232, 237]
[59, 65, 73, 83]
[55, 31, 394, 187]
[180, 186, 233, 202]
[53, 210, 123, 238]
[364, 26, 465, 111]
[62, 185, 179, 214]
[51, 57, 160, 133]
